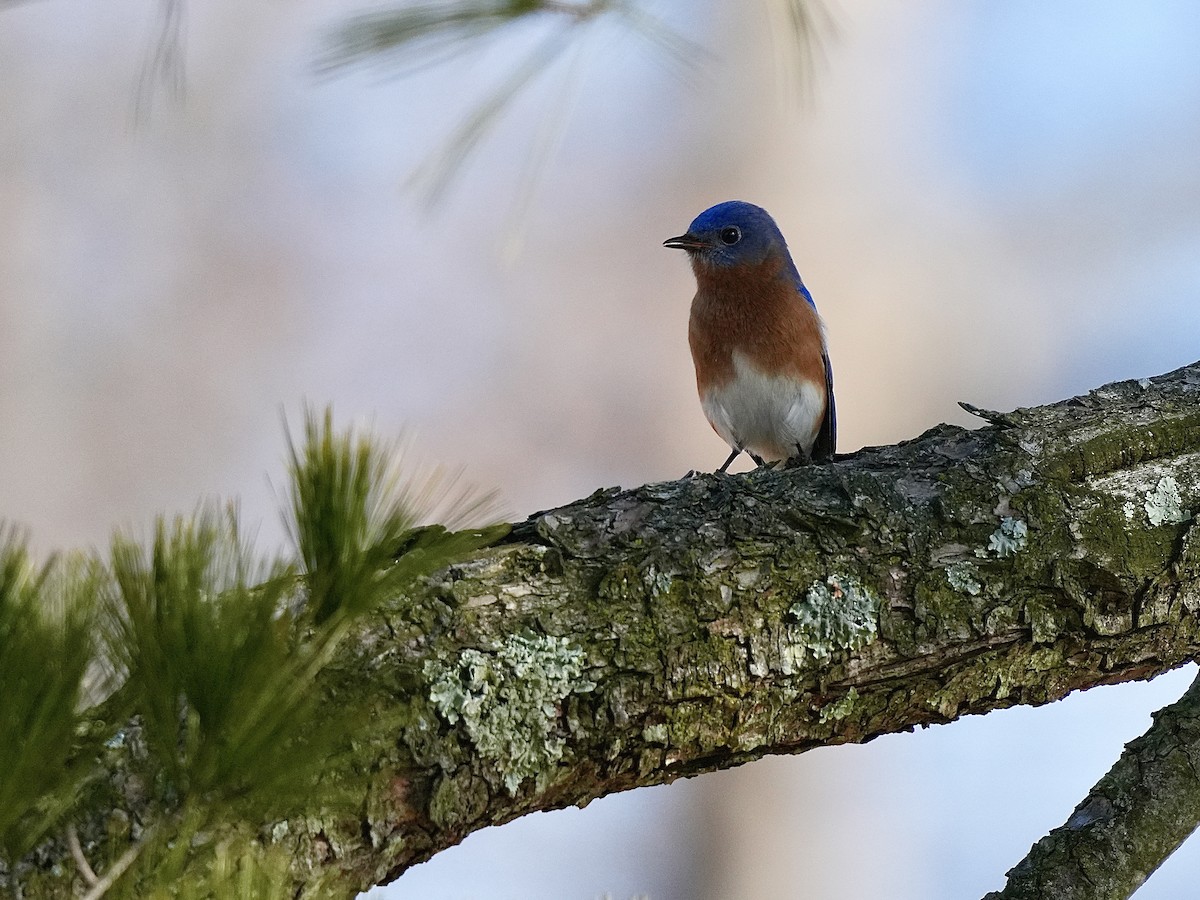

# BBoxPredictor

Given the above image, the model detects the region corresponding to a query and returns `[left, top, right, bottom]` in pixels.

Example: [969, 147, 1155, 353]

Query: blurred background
[3, 0, 1200, 896]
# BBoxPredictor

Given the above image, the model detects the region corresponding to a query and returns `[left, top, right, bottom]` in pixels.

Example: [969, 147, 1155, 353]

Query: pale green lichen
[946, 561, 982, 595]
[644, 565, 674, 597]
[425, 633, 595, 794]
[982, 517, 1028, 558]
[1145, 476, 1190, 526]
[788, 574, 879, 663]
[819, 687, 860, 724]
[642, 723, 669, 745]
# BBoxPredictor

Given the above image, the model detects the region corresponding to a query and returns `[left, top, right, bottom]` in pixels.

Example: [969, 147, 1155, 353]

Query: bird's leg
[749, 452, 769, 468]
[716, 447, 742, 474]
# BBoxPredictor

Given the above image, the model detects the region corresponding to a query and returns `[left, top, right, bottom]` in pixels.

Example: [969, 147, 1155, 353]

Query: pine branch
[15, 361, 1200, 897]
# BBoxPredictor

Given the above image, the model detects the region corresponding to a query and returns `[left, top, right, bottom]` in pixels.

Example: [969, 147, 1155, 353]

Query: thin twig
[80, 839, 146, 900]
[66, 823, 99, 886]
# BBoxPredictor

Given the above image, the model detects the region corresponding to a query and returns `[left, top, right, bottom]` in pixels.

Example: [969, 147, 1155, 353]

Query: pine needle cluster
[0, 409, 500, 897]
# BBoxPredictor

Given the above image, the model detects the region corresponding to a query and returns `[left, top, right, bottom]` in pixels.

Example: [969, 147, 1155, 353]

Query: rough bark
[30, 362, 1200, 897]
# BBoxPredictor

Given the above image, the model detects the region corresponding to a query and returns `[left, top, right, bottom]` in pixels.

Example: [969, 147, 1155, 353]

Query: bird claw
[783, 452, 811, 469]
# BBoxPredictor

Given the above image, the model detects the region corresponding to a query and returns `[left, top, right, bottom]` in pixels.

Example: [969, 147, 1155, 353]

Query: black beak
[663, 232, 708, 251]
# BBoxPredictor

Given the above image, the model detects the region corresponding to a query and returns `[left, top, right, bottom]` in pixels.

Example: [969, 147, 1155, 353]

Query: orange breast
[687, 252, 827, 396]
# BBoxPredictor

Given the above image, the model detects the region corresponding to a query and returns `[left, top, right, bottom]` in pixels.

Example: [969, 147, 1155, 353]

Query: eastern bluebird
[665, 200, 836, 473]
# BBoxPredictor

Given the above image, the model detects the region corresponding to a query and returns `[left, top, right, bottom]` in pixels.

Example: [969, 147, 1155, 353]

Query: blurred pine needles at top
[321, 1, 677, 75]
[123, 0, 827, 206]
[320, 0, 703, 205]
[0, 408, 502, 896]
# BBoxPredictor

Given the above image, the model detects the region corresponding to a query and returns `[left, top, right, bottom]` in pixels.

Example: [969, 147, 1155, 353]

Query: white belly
[700, 351, 825, 462]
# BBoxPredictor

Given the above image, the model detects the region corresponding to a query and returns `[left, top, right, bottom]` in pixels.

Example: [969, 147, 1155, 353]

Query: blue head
[664, 200, 811, 303]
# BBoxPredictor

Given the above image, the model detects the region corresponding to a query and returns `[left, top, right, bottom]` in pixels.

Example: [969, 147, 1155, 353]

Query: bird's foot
[783, 444, 813, 469]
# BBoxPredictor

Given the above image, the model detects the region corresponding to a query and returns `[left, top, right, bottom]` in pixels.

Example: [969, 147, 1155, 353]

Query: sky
[2, 0, 1199, 897]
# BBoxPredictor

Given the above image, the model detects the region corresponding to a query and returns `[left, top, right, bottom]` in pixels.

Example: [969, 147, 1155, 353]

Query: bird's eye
[719, 226, 741, 245]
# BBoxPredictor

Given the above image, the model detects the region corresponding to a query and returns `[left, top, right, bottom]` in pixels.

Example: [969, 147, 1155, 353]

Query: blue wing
[794, 276, 818, 310]
[792, 275, 835, 460]
[812, 351, 836, 461]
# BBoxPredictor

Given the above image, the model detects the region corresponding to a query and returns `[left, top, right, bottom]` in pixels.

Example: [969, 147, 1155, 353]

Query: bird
[664, 200, 836, 473]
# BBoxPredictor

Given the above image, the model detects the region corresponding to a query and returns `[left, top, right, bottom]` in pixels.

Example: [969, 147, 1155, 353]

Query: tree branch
[984, 671, 1200, 900]
[34, 361, 1200, 896]
[304, 359, 1200, 895]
